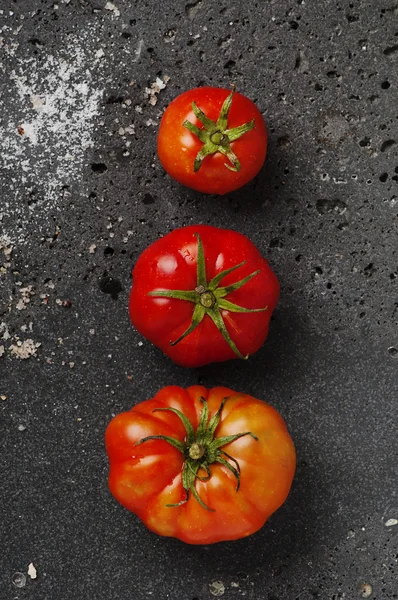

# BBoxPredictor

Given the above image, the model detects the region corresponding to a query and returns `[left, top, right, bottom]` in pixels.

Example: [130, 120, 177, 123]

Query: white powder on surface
[0, 30, 104, 236]
[104, 2, 121, 18]
[9, 339, 41, 359]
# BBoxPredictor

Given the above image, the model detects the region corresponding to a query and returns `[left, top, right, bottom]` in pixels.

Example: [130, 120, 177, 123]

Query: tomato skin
[105, 386, 296, 545]
[129, 225, 280, 368]
[157, 87, 267, 195]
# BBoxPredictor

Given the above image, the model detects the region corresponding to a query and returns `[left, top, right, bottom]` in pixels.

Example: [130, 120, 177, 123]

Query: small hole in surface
[381, 139, 396, 152]
[388, 347, 398, 356]
[359, 137, 370, 147]
[312, 266, 323, 278]
[104, 247, 114, 257]
[384, 44, 398, 56]
[381, 80, 391, 89]
[346, 13, 359, 22]
[364, 263, 376, 277]
[91, 163, 107, 173]
[277, 135, 290, 147]
[99, 272, 123, 300]
[143, 193, 155, 205]
[379, 172, 388, 182]
[269, 238, 284, 248]
[29, 37, 44, 46]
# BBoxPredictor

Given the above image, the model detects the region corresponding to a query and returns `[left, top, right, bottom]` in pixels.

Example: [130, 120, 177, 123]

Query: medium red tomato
[105, 385, 296, 544]
[157, 87, 267, 195]
[129, 225, 280, 368]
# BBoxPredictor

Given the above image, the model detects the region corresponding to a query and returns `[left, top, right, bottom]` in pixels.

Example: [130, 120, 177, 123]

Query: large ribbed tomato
[157, 87, 267, 195]
[105, 385, 296, 544]
[129, 225, 280, 368]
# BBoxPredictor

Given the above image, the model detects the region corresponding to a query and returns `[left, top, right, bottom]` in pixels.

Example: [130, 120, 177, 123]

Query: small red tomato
[105, 385, 296, 544]
[129, 225, 280, 368]
[157, 87, 267, 195]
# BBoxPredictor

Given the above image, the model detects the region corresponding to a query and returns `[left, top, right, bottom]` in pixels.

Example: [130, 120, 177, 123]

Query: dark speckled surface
[1, 0, 397, 598]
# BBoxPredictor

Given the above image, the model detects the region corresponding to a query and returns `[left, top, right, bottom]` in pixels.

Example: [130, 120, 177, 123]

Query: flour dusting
[0, 32, 104, 233]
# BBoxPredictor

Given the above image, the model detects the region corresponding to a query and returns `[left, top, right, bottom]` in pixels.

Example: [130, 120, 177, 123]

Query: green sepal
[195, 399, 209, 442]
[195, 233, 207, 287]
[182, 120, 208, 143]
[206, 398, 228, 438]
[208, 261, 246, 291]
[152, 407, 195, 445]
[217, 269, 262, 296]
[169, 303, 206, 347]
[216, 90, 234, 130]
[217, 144, 241, 172]
[212, 431, 259, 450]
[207, 308, 248, 360]
[216, 455, 241, 489]
[182, 89, 256, 172]
[137, 397, 259, 512]
[191, 101, 215, 130]
[217, 298, 268, 314]
[148, 289, 198, 303]
[225, 118, 255, 141]
[193, 144, 218, 172]
[134, 434, 185, 453]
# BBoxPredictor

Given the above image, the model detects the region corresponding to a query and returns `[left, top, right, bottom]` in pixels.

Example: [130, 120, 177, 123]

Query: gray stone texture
[0, 0, 397, 599]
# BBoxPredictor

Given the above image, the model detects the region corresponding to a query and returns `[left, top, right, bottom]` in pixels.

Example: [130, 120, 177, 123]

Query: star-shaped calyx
[136, 396, 258, 511]
[182, 89, 255, 172]
[148, 233, 268, 359]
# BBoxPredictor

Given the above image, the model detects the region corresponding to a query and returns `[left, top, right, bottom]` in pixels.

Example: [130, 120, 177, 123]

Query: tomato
[129, 225, 280, 368]
[157, 87, 267, 195]
[105, 385, 296, 544]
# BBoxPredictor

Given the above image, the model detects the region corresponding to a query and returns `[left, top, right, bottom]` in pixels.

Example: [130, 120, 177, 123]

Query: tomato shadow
[147, 308, 341, 577]
[170, 132, 296, 220]
[155, 437, 342, 588]
[226, 141, 290, 212]
[244, 135, 297, 212]
[193, 303, 310, 397]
